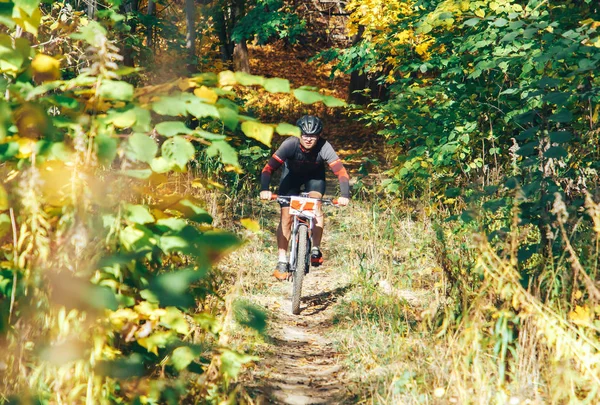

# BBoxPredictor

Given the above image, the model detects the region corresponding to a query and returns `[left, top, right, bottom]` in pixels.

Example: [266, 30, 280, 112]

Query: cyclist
[259, 115, 350, 280]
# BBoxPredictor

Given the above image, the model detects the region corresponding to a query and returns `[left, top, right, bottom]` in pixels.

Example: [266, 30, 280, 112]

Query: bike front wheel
[291, 223, 309, 315]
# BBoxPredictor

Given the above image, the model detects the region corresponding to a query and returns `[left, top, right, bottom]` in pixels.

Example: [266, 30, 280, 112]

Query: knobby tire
[292, 224, 308, 315]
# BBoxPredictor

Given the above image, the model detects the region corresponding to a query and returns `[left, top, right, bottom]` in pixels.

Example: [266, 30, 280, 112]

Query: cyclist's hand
[337, 197, 349, 206]
[260, 190, 272, 200]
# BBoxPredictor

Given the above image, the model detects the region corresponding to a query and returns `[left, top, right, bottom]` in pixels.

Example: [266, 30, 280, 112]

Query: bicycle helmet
[296, 115, 323, 136]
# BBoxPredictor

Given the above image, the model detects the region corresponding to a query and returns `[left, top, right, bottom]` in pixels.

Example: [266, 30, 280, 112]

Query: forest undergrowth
[223, 186, 600, 404]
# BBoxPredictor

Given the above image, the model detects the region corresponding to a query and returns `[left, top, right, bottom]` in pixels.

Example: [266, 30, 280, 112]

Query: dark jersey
[261, 136, 350, 198]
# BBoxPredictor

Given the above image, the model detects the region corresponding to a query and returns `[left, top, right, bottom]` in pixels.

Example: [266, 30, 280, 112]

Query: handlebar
[270, 194, 339, 206]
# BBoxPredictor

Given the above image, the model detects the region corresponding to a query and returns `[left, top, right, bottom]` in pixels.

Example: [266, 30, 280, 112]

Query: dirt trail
[245, 266, 352, 405]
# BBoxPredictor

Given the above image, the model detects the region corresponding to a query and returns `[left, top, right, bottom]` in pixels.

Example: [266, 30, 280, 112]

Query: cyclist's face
[300, 133, 319, 149]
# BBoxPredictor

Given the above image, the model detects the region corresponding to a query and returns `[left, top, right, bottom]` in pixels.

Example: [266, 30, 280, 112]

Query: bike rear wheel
[291, 224, 309, 315]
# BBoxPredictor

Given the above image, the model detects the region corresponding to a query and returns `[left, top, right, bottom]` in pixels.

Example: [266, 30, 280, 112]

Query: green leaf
[493, 18, 508, 27]
[170, 346, 203, 371]
[516, 141, 537, 156]
[543, 92, 570, 106]
[162, 137, 195, 170]
[234, 72, 265, 86]
[155, 121, 192, 137]
[463, 17, 480, 27]
[194, 313, 220, 334]
[158, 235, 190, 253]
[578, 58, 596, 71]
[187, 99, 220, 119]
[70, 21, 107, 47]
[549, 109, 573, 123]
[149, 268, 208, 308]
[137, 331, 177, 355]
[14, 0, 41, 16]
[241, 121, 274, 146]
[516, 127, 538, 141]
[128, 133, 158, 163]
[0, 34, 24, 72]
[293, 89, 323, 104]
[96, 354, 145, 378]
[264, 78, 290, 93]
[152, 96, 188, 116]
[124, 204, 155, 225]
[544, 146, 568, 159]
[156, 218, 188, 232]
[220, 349, 258, 380]
[98, 80, 134, 101]
[537, 77, 561, 88]
[217, 106, 240, 130]
[119, 225, 155, 252]
[95, 134, 117, 165]
[133, 107, 151, 132]
[150, 157, 171, 173]
[322, 95, 346, 107]
[160, 307, 189, 334]
[201, 231, 241, 251]
[0, 3, 16, 29]
[195, 130, 226, 141]
[47, 95, 79, 110]
[176, 199, 213, 224]
[206, 140, 239, 166]
[500, 32, 519, 42]
[233, 299, 267, 334]
[275, 123, 300, 137]
[549, 131, 572, 143]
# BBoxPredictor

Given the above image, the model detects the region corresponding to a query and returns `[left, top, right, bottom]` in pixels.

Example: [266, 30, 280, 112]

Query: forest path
[234, 42, 385, 404]
[242, 263, 352, 404]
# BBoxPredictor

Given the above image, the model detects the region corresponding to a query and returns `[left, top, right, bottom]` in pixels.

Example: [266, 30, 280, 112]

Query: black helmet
[296, 115, 323, 136]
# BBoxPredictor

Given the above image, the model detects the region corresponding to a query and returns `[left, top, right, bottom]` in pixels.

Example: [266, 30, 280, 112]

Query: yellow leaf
[13, 6, 41, 36]
[0, 184, 8, 211]
[240, 218, 260, 232]
[218, 70, 236, 87]
[31, 54, 61, 83]
[194, 86, 218, 104]
[109, 308, 139, 329]
[177, 78, 196, 91]
[569, 305, 591, 326]
[15, 103, 48, 139]
[16, 137, 35, 159]
[474, 9, 485, 18]
[241, 121, 274, 147]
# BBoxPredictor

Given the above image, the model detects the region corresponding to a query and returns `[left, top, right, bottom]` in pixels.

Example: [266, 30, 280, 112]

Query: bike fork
[289, 216, 313, 274]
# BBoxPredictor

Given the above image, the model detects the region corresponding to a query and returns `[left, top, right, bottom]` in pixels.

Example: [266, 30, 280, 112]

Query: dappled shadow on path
[244, 277, 354, 404]
[300, 284, 352, 316]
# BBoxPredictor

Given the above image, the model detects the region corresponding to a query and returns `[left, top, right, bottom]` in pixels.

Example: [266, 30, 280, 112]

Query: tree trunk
[146, 0, 155, 48]
[121, 0, 139, 67]
[185, 0, 197, 69]
[348, 25, 369, 104]
[215, 10, 231, 63]
[233, 40, 250, 72]
[88, 0, 97, 18]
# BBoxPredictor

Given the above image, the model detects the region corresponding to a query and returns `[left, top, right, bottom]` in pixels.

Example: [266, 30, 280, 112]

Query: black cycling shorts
[278, 167, 326, 207]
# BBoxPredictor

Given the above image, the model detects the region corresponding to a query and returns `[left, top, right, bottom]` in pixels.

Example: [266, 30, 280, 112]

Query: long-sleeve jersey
[261, 136, 350, 198]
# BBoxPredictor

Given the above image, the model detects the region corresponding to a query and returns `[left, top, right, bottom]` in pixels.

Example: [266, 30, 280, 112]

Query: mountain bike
[271, 194, 338, 314]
